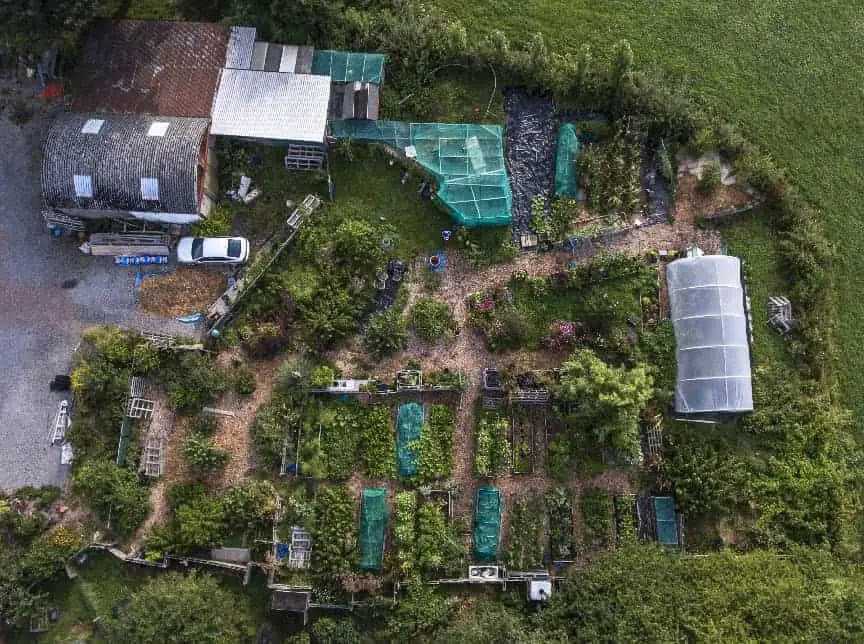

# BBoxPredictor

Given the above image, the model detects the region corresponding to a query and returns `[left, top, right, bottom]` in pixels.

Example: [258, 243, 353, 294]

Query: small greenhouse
[667, 255, 753, 415]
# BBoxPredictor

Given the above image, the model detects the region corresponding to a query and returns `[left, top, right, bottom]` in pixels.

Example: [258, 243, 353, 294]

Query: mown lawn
[433, 0, 864, 419]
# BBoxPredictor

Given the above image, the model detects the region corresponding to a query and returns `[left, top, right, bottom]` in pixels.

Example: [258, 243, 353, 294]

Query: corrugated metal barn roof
[225, 26, 257, 70]
[71, 20, 228, 117]
[210, 69, 331, 143]
[42, 114, 209, 215]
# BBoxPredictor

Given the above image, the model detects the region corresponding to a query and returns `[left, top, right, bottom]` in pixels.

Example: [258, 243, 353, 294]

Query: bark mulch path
[138, 267, 228, 318]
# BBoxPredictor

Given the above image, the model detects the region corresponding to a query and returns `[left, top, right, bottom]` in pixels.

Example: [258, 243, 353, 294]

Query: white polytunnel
[667, 255, 753, 414]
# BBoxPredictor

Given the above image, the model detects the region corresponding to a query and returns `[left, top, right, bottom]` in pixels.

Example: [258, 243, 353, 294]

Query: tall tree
[554, 348, 653, 459]
[102, 572, 251, 643]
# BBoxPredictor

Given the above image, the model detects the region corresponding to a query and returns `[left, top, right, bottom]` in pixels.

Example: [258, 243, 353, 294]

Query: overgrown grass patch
[720, 216, 794, 370]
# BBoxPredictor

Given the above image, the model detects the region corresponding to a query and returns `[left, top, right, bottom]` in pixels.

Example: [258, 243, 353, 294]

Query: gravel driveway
[0, 107, 197, 491]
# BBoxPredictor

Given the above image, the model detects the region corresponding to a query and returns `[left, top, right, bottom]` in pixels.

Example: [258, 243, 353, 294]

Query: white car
[176, 237, 250, 265]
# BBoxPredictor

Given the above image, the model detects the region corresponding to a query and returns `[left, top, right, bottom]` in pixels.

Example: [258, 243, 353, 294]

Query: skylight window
[73, 175, 93, 198]
[147, 122, 169, 137]
[140, 178, 159, 201]
[80, 119, 105, 134]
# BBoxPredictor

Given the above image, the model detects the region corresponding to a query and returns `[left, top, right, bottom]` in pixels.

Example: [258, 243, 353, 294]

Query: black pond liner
[503, 88, 558, 238]
[505, 97, 673, 237]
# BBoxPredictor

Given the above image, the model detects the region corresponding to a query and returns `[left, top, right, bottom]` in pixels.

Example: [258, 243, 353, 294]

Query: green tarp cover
[473, 485, 501, 561]
[554, 123, 580, 198]
[329, 120, 512, 227]
[359, 488, 388, 571]
[397, 402, 423, 477]
[653, 496, 679, 546]
[311, 50, 385, 83]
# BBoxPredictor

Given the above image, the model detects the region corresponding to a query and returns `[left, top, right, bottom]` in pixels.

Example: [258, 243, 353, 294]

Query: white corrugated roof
[210, 69, 331, 143]
[225, 26, 257, 69]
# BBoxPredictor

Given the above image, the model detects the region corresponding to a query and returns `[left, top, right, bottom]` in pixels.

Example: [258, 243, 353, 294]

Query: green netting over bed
[472, 485, 501, 561]
[653, 496, 679, 546]
[311, 50, 385, 83]
[329, 120, 512, 227]
[555, 123, 580, 197]
[360, 488, 388, 572]
[397, 402, 424, 477]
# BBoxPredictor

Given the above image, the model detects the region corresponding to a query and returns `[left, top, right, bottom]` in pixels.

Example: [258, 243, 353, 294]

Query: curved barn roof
[667, 255, 753, 414]
[42, 114, 209, 215]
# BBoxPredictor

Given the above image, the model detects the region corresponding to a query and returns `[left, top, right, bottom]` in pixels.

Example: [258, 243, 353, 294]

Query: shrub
[311, 364, 335, 389]
[409, 298, 456, 342]
[132, 341, 162, 374]
[175, 497, 226, 548]
[363, 308, 407, 361]
[486, 306, 531, 351]
[698, 160, 723, 195]
[20, 526, 84, 583]
[71, 459, 150, 535]
[102, 571, 251, 643]
[190, 205, 233, 237]
[232, 365, 257, 396]
[162, 353, 227, 415]
[166, 482, 206, 511]
[221, 481, 277, 534]
[183, 434, 229, 474]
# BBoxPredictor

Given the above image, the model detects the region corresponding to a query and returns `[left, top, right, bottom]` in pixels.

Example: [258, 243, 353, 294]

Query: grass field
[434, 0, 864, 419]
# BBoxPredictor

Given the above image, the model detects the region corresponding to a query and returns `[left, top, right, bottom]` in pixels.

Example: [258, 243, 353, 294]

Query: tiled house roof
[42, 114, 209, 215]
[70, 20, 228, 117]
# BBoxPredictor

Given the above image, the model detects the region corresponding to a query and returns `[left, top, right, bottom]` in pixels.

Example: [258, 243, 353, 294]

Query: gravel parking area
[0, 101, 196, 491]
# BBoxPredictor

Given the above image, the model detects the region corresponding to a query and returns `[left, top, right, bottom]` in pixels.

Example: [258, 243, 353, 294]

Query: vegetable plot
[581, 488, 615, 550]
[546, 488, 577, 563]
[474, 410, 511, 477]
[510, 406, 537, 474]
[312, 485, 356, 579]
[394, 491, 418, 577]
[359, 404, 395, 479]
[397, 403, 424, 478]
[505, 496, 544, 570]
[417, 404, 455, 483]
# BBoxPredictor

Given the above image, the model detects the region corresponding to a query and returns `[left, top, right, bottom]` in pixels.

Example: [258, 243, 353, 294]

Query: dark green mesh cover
[329, 120, 512, 227]
[311, 50, 385, 83]
[472, 485, 501, 561]
[397, 402, 423, 477]
[359, 488, 388, 572]
[653, 496, 679, 546]
[554, 123, 580, 197]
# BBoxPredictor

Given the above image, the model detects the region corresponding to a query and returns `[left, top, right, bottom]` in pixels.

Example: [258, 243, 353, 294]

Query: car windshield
[191, 238, 204, 260]
[227, 239, 242, 258]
